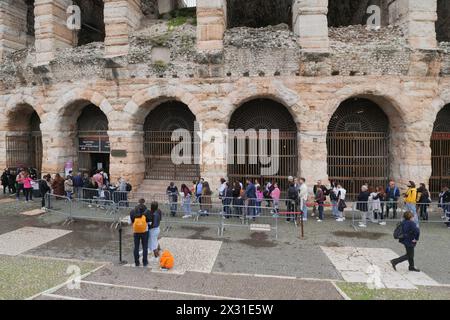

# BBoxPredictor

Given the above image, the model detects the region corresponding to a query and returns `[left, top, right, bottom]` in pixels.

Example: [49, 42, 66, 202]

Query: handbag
[338, 200, 347, 211]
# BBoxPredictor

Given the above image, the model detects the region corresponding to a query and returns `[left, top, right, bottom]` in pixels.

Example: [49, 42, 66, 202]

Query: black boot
[390, 260, 397, 271]
[409, 267, 421, 272]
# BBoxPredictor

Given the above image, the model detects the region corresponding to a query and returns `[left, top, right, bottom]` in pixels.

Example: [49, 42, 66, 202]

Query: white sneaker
[317, 220, 323, 223]
[182, 215, 192, 219]
[359, 224, 367, 228]
[379, 222, 387, 226]
[336, 218, 344, 222]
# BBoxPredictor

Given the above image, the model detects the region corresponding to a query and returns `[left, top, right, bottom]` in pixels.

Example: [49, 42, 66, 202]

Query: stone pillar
[389, 0, 437, 50]
[0, 0, 28, 60]
[158, 0, 176, 14]
[0, 131, 7, 169]
[196, 0, 226, 51]
[40, 130, 76, 175]
[298, 125, 329, 187]
[198, 120, 227, 192]
[104, 0, 143, 58]
[108, 130, 145, 189]
[34, 0, 75, 65]
[293, 0, 329, 53]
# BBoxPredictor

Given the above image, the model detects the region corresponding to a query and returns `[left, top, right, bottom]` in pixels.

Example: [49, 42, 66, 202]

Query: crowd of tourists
[1, 167, 132, 209]
[163, 177, 450, 229]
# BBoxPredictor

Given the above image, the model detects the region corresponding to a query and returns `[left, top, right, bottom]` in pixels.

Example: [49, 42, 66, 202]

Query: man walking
[73, 172, 84, 199]
[130, 199, 151, 267]
[245, 179, 257, 219]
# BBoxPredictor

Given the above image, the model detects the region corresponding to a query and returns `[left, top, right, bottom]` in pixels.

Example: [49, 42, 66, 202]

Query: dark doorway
[73, 0, 105, 46]
[76, 104, 109, 175]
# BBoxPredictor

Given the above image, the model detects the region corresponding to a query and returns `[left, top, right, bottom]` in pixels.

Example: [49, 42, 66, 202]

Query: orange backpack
[160, 250, 174, 269]
[133, 214, 147, 234]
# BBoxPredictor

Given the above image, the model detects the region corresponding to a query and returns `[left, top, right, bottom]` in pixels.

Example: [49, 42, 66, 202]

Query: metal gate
[6, 132, 42, 174]
[144, 131, 200, 181]
[227, 131, 297, 191]
[430, 105, 450, 198]
[228, 99, 298, 191]
[327, 98, 390, 199]
[430, 133, 450, 198]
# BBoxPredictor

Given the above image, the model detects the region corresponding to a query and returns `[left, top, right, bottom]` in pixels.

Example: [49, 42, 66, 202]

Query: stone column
[293, 0, 329, 52]
[0, 131, 7, 169]
[104, 0, 143, 58]
[298, 123, 329, 187]
[0, 0, 28, 60]
[40, 130, 76, 175]
[197, 120, 227, 192]
[196, 0, 226, 51]
[389, 0, 437, 50]
[108, 130, 145, 189]
[34, 0, 75, 65]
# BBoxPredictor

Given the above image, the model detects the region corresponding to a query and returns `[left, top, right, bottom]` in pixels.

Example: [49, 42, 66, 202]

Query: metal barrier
[350, 201, 450, 230]
[45, 193, 118, 227]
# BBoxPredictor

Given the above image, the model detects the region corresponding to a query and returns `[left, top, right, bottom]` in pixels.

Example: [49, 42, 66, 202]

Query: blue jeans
[134, 232, 149, 266]
[183, 196, 191, 215]
[332, 200, 338, 217]
[317, 202, 324, 220]
[247, 199, 256, 217]
[405, 203, 419, 227]
[301, 200, 308, 220]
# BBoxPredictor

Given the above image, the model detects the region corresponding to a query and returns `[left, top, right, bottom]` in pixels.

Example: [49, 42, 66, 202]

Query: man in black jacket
[130, 199, 151, 267]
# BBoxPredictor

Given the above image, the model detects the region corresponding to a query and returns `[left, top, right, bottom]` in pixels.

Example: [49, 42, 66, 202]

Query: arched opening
[24, 0, 35, 38]
[227, 0, 292, 29]
[328, 0, 389, 27]
[74, 0, 105, 46]
[76, 104, 110, 175]
[437, 0, 450, 43]
[430, 104, 450, 198]
[327, 98, 390, 199]
[228, 98, 298, 191]
[143, 101, 200, 181]
[6, 105, 42, 176]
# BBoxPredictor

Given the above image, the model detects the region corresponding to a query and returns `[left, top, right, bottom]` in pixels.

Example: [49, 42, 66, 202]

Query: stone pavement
[0, 197, 449, 300]
[321, 247, 439, 290]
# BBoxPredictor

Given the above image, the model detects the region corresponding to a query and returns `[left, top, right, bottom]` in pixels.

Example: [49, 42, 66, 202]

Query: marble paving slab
[0, 227, 72, 256]
[321, 246, 439, 290]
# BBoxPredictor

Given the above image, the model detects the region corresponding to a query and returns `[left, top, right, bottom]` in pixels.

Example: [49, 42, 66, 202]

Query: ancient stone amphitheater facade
[1, 0, 450, 198]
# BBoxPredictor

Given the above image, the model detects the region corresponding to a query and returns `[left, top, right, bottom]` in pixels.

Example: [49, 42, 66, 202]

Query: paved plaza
[0, 196, 449, 300]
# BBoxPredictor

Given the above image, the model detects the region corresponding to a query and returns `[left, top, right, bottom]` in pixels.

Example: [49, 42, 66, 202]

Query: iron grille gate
[6, 132, 42, 174]
[227, 131, 298, 192]
[144, 131, 200, 181]
[430, 133, 450, 199]
[327, 132, 389, 200]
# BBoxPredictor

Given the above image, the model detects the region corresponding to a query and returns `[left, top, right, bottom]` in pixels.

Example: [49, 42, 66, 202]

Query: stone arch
[225, 79, 305, 132]
[3, 93, 44, 130]
[326, 86, 407, 131]
[325, 87, 410, 197]
[124, 84, 203, 126]
[51, 88, 113, 132]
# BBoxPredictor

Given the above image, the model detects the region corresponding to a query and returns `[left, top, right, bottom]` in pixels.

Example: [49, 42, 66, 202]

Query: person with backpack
[72, 172, 84, 199]
[148, 201, 162, 260]
[386, 180, 400, 219]
[404, 181, 418, 226]
[16, 171, 25, 201]
[417, 183, 431, 221]
[439, 186, 450, 228]
[39, 174, 52, 210]
[329, 181, 339, 219]
[336, 184, 347, 222]
[287, 182, 299, 222]
[130, 199, 151, 267]
[315, 185, 326, 222]
[223, 182, 233, 218]
[357, 185, 370, 228]
[391, 211, 421, 272]
[166, 182, 178, 217]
